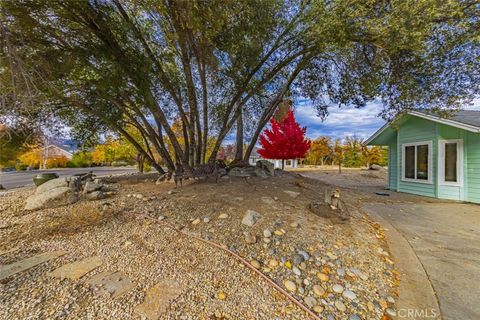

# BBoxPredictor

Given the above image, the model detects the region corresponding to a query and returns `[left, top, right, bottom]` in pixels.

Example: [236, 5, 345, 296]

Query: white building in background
[248, 148, 298, 169]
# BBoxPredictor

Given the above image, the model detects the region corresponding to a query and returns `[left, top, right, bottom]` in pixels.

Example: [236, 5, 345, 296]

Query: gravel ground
[0, 172, 397, 319]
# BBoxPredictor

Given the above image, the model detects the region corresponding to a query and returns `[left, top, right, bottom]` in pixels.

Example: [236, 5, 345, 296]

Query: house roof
[366, 110, 480, 145]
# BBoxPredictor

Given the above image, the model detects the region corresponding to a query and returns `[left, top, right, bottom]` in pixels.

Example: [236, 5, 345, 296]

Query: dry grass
[14, 203, 117, 243]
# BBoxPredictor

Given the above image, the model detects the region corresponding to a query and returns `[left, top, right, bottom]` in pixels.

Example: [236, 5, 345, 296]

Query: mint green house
[366, 110, 480, 203]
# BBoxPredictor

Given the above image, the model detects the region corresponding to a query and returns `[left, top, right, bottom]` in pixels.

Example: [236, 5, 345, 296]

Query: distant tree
[258, 108, 310, 169]
[306, 136, 332, 165]
[18, 148, 42, 169]
[331, 139, 344, 173]
[217, 144, 236, 162]
[361, 145, 388, 169]
[343, 136, 364, 167]
[68, 151, 93, 168]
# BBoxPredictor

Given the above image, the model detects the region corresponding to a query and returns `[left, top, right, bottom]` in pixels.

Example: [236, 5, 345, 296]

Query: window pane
[416, 145, 429, 180]
[405, 146, 415, 179]
[445, 143, 457, 182]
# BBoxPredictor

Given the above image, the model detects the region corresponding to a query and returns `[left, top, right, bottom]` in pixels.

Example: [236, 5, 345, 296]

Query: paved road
[363, 202, 480, 320]
[0, 167, 139, 189]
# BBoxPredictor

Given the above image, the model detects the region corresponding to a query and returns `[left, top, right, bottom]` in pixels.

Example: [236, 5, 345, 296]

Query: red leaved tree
[258, 107, 311, 169]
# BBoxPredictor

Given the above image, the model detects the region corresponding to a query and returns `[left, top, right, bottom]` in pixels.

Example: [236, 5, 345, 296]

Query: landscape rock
[85, 191, 105, 201]
[312, 285, 325, 297]
[135, 280, 183, 318]
[263, 229, 272, 238]
[243, 232, 257, 244]
[86, 271, 135, 299]
[25, 187, 78, 210]
[228, 167, 251, 177]
[242, 210, 261, 226]
[292, 254, 304, 265]
[0, 251, 66, 280]
[47, 256, 102, 279]
[35, 178, 68, 195]
[284, 280, 296, 292]
[255, 160, 274, 176]
[317, 272, 329, 282]
[283, 190, 300, 198]
[83, 181, 103, 194]
[254, 167, 269, 178]
[332, 284, 344, 293]
[342, 290, 357, 300]
[335, 300, 346, 312]
[370, 164, 385, 171]
[304, 296, 317, 308]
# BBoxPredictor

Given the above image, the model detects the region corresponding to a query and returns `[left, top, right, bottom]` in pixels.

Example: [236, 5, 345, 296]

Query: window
[402, 141, 432, 183]
[439, 139, 463, 186]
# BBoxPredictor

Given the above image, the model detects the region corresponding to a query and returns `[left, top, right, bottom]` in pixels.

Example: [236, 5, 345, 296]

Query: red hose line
[134, 212, 320, 320]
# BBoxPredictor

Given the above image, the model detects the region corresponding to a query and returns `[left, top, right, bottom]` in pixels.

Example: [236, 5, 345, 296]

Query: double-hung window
[402, 141, 432, 183]
[438, 139, 463, 186]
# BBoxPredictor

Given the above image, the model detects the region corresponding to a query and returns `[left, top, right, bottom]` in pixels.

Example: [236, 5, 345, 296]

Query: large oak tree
[1, 0, 478, 173]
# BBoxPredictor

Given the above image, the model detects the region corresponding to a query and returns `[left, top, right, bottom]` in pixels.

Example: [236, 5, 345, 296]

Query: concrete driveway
[363, 202, 480, 320]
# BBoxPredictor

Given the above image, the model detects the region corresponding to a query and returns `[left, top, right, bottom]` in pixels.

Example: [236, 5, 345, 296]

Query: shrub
[15, 163, 28, 171]
[69, 151, 93, 167]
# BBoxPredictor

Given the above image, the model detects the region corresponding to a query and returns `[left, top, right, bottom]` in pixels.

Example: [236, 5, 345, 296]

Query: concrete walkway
[363, 202, 480, 320]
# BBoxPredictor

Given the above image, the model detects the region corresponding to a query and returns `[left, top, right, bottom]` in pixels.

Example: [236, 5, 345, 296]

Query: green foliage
[67, 151, 93, 168]
[0, 125, 39, 167]
[14, 162, 28, 171]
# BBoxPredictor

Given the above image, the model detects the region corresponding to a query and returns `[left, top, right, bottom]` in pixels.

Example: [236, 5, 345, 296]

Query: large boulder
[256, 160, 274, 176]
[25, 187, 78, 211]
[35, 177, 69, 195]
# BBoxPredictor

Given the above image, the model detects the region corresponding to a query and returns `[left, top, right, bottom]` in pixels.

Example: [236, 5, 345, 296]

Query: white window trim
[401, 141, 433, 184]
[438, 139, 464, 187]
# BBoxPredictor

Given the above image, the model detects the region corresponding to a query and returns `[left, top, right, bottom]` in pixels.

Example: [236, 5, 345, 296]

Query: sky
[295, 100, 385, 141]
[294, 98, 480, 142]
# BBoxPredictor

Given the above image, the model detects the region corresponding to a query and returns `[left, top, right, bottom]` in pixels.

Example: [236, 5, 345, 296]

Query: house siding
[388, 138, 398, 190]
[373, 113, 480, 204]
[397, 117, 436, 198]
[436, 124, 465, 201]
[466, 131, 480, 203]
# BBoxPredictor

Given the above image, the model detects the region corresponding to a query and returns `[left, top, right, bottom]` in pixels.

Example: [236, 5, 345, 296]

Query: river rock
[284, 280, 296, 292]
[343, 290, 357, 300]
[313, 285, 325, 297]
[242, 210, 261, 226]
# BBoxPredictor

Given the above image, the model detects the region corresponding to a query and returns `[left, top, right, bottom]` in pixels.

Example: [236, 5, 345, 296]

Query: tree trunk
[137, 153, 144, 172]
[234, 108, 243, 161]
[282, 159, 285, 170]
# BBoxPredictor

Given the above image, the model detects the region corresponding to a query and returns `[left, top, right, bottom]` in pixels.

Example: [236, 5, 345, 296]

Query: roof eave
[408, 111, 480, 133]
[366, 110, 480, 145]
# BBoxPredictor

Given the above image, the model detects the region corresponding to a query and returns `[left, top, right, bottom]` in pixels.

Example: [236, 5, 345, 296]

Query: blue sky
[295, 100, 385, 141]
[294, 98, 480, 141]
